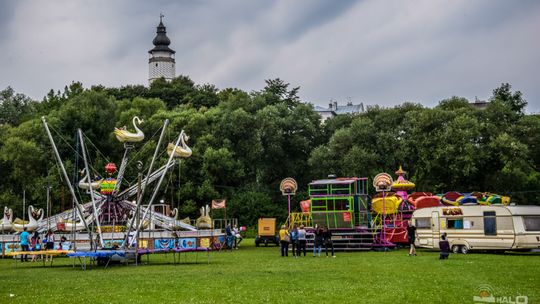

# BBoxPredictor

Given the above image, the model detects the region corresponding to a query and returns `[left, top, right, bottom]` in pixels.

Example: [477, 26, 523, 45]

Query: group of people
[279, 224, 335, 258]
[407, 221, 450, 260]
[225, 224, 243, 250]
[18, 227, 69, 262]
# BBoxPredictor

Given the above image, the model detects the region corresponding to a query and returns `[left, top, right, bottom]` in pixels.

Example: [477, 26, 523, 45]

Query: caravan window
[523, 216, 540, 231]
[415, 218, 431, 229]
[447, 218, 463, 229]
[484, 211, 497, 235]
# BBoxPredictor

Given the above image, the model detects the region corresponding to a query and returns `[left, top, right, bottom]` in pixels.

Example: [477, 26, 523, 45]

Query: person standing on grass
[407, 221, 417, 256]
[30, 231, 39, 262]
[45, 229, 55, 262]
[233, 225, 243, 249]
[289, 225, 299, 258]
[323, 226, 335, 258]
[297, 224, 307, 257]
[19, 227, 30, 262]
[439, 233, 450, 260]
[31, 236, 42, 262]
[225, 224, 234, 250]
[313, 225, 324, 257]
[279, 225, 290, 257]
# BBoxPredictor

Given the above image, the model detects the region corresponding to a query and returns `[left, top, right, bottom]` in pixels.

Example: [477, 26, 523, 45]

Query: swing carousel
[0, 116, 223, 260]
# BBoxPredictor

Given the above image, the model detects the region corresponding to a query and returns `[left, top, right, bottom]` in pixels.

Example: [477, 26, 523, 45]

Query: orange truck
[255, 218, 280, 246]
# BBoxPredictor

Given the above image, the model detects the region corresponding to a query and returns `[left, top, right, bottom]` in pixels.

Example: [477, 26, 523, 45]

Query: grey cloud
[0, 0, 538, 113]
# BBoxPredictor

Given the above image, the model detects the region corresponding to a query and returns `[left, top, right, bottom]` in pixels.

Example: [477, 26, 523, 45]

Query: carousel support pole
[22, 190, 25, 229]
[41, 117, 91, 242]
[135, 162, 142, 265]
[78, 129, 104, 249]
[123, 120, 169, 248]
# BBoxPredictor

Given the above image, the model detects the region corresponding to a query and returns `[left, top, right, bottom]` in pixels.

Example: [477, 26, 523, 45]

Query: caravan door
[432, 211, 440, 247]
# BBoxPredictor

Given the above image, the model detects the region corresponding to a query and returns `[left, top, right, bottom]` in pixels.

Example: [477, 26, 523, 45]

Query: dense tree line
[0, 78, 538, 226]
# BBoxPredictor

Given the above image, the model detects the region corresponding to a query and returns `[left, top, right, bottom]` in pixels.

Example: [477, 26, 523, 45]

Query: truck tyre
[460, 246, 469, 254]
[452, 245, 461, 254]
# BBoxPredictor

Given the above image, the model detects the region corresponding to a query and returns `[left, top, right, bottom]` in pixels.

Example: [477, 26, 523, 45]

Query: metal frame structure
[39, 116, 197, 253]
[308, 178, 369, 229]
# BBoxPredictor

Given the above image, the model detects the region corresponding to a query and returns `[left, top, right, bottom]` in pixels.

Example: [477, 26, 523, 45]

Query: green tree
[0, 87, 36, 125]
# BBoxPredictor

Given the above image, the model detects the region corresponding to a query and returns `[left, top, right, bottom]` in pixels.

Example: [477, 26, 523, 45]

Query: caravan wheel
[452, 245, 461, 254]
[460, 246, 469, 254]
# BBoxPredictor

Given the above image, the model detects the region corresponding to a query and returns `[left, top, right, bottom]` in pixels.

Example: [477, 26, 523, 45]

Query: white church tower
[148, 15, 175, 84]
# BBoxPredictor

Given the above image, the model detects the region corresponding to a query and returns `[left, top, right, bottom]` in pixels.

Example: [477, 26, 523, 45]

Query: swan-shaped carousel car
[0, 206, 13, 231]
[78, 168, 102, 190]
[169, 208, 179, 220]
[167, 132, 192, 158]
[56, 213, 97, 231]
[196, 205, 212, 229]
[114, 116, 145, 143]
[12, 205, 44, 232]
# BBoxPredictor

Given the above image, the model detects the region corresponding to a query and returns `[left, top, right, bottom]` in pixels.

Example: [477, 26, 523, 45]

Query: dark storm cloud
[0, 0, 538, 112]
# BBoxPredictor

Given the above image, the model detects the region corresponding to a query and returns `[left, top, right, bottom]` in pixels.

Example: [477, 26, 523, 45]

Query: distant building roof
[470, 97, 489, 109]
[314, 105, 333, 113]
[314, 101, 364, 116]
[334, 104, 363, 114]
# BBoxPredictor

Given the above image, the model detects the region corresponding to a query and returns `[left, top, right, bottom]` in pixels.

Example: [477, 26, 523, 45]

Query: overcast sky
[1, 0, 539, 112]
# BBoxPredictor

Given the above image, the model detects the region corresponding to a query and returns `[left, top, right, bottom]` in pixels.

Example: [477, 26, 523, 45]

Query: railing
[286, 212, 312, 229]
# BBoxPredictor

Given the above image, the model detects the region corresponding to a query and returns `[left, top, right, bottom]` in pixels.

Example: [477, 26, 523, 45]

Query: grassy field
[0, 240, 538, 304]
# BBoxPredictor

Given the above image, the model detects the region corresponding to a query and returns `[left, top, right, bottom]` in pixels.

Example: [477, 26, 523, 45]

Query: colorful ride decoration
[477, 193, 510, 205]
[441, 191, 461, 206]
[440, 191, 511, 206]
[443, 192, 473, 205]
[371, 192, 403, 214]
[373, 173, 393, 192]
[280, 178, 298, 195]
[407, 192, 441, 209]
[105, 162, 117, 175]
[300, 200, 311, 214]
[391, 166, 415, 201]
[371, 168, 415, 246]
[100, 178, 117, 195]
[280, 177, 298, 216]
[99, 163, 118, 195]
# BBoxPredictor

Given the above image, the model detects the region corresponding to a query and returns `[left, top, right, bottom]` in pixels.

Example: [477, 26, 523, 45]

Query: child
[233, 225, 243, 249]
[31, 236, 42, 262]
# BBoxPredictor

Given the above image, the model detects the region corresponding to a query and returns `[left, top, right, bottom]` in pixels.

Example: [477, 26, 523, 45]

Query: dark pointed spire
[149, 15, 175, 54]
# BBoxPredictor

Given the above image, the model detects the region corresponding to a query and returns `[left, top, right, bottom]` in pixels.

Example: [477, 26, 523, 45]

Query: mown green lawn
[0, 240, 538, 303]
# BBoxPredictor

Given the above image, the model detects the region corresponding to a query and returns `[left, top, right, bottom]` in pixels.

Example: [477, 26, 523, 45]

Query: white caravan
[412, 205, 540, 253]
